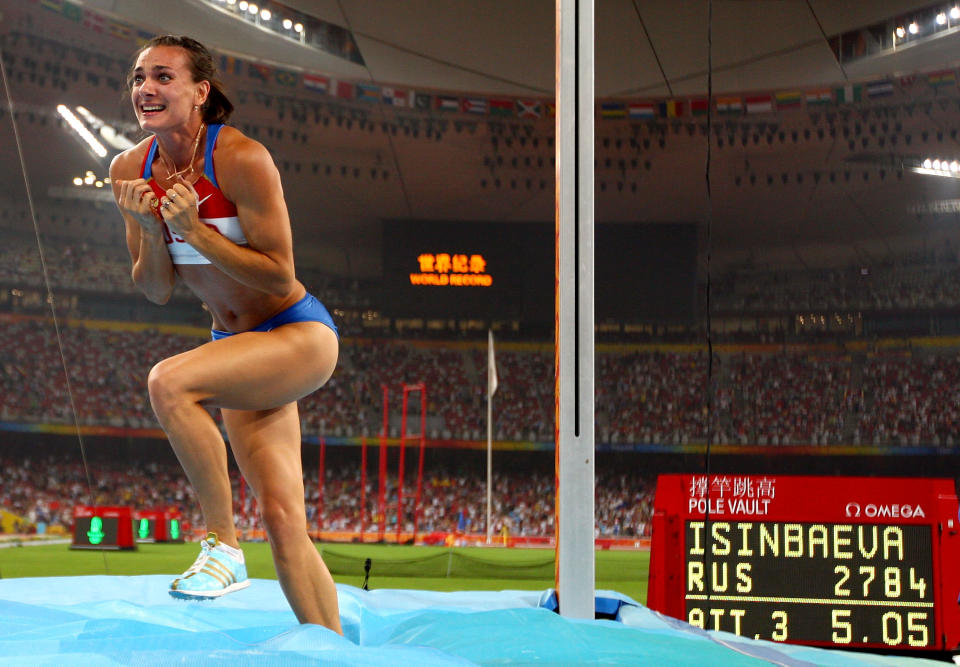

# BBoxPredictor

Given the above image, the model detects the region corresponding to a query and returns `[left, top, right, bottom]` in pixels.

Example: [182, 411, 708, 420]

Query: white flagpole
[486, 329, 497, 544]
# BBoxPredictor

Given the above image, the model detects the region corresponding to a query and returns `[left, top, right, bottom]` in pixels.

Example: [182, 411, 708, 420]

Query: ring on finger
[169, 192, 178, 200]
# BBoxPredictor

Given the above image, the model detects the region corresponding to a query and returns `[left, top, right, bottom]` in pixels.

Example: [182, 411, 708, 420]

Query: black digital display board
[72, 505, 137, 550]
[381, 220, 697, 324]
[135, 517, 156, 542]
[72, 515, 120, 549]
[648, 475, 960, 652]
[381, 219, 529, 320]
[595, 222, 698, 324]
[684, 521, 936, 647]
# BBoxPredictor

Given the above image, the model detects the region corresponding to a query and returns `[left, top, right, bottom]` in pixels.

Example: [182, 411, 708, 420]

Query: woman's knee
[147, 358, 188, 418]
[259, 495, 306, 539]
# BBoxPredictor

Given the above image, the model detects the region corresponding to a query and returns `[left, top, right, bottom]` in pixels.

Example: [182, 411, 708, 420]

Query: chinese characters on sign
[409, 253, 493, 286]
[688, 475, 777, 516]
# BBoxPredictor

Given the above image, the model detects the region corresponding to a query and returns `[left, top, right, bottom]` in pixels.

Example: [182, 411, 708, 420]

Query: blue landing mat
[0, 576, 948, 665]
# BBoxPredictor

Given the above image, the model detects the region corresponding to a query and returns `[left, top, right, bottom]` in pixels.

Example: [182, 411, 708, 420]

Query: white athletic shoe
[169, 532, 250, 599]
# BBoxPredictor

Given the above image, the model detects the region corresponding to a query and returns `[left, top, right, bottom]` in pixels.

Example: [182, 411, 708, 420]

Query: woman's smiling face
[130, 46, 205, 132]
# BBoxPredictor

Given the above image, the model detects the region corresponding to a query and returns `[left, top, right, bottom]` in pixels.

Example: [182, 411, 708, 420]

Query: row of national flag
[279, 66, 557, 118]
[599, 75, 955, 120]
[260, 60, 960, 121]
[40, 0, 154, 43]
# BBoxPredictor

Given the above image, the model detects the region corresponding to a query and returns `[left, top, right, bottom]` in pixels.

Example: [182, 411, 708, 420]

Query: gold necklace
[158, 122, 205, 182]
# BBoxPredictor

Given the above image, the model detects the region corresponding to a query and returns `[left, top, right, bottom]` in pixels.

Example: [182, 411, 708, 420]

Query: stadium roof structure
[9, 1, 960, 272]
[84, 0, 953, 97]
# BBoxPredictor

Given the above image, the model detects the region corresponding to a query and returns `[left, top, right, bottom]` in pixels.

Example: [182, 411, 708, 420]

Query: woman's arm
[159, 129, 297, 297]
[110, 149, 177, 304]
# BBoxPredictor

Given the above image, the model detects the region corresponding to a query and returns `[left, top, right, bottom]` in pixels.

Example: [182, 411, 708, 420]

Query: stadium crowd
[855, 352, 960, 447]
[4, 313, 960, 447]
[713, 246, 960, 313]
[0, 454, 655, 540]
[7, 228, 960, 320]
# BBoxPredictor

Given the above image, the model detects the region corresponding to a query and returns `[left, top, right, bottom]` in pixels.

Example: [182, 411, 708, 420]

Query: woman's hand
[116, 178, 164, 236]
[112, 172, 176, 305]
[159, 177, 202, 240]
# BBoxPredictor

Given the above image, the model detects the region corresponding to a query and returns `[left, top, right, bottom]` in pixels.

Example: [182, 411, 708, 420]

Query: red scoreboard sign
[71, 505, 136, 550]
[647, 475, 960, 651]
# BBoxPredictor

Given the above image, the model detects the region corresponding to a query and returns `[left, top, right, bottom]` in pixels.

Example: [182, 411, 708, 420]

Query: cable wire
[703, 0, 716, 608]
[630, 0, 674, 97]
[0, 50, 107, 572]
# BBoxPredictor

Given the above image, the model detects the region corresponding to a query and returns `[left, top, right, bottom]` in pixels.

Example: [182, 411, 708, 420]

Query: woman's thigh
[153, 321, 338, 412]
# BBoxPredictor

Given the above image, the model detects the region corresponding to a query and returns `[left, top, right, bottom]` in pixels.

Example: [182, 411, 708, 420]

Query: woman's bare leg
[223, 404, 343, 632]
[148, 354, 238, 545]
[147, 321, 339, 621]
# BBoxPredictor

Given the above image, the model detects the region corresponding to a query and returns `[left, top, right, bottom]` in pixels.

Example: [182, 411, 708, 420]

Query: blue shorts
[211, 292, 338, 341]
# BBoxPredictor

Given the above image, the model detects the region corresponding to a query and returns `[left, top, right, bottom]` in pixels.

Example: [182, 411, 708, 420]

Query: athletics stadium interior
[2, 0, 960, 663]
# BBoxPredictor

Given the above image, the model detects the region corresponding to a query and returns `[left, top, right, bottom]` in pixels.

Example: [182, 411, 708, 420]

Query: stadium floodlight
[74, 105, 95, 124]
[238, 1, 248, 10]
[57, 104, 107, 158]
[74, 105, 134, 151]
[72, 169, 110, 189]
[99, 125, 134, 151]
[908, 21, 919, 34]
[282, 18, 292, 29]
[248, 4, 258, 15]
[294, 22, 303, 33]
[260, 8, 270, 20]
[895, 26, 906, 38]
[937, 12, 947, 25]
[952, 6, 960, 19]
[911, 156, 960, 178]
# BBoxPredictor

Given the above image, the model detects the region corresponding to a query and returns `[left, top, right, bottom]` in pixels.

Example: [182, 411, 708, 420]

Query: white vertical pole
[555, 0, 595, 619]
[486, 330, 494, 545]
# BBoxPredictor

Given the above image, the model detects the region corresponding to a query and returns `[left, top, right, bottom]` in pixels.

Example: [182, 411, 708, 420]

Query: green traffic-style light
[87, 516, 105, 545]
[138, 518, 150, 539]
[170, 519, 180, 540]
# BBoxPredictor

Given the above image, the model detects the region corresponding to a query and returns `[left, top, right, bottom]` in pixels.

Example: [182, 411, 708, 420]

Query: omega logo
[844, 503, 925, 519]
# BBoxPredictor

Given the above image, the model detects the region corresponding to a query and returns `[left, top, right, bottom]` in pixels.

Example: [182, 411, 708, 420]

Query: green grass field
[0, 542, 649, 604]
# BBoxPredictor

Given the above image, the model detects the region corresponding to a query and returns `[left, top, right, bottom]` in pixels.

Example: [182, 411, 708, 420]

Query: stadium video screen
[382, 220, 698, 324]
[381, 219, 532, 320]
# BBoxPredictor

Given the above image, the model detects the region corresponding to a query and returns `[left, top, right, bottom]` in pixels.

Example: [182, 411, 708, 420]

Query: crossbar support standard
[555, 0, 596, 619]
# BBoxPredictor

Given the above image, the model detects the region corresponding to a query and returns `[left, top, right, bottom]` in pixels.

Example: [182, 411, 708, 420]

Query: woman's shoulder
[109, 135, 155, 179]
[214, 125, 268, 157]
[212, 125, 274, 172]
